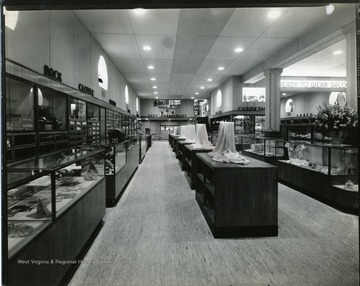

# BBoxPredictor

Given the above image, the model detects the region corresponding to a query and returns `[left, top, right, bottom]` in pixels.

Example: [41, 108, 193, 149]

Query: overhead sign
[280, 79, 347, 89]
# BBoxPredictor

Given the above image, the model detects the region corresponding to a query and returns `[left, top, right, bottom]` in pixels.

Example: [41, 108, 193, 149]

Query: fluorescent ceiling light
[150, 77, 156, 81]
[152, 86, 157, 89]
[267, 9, 282, 19]
[234, 47, 244, 53]
[133, 8, 146, 15]
[195, 92, 199, 95]
[143, 45, 152, 51]
[148, 65, 154, 70]
[154, 91, 158, 94]
[333, 50, 343, 55]
[191, 97, 195, 99]
[218, 67, 225, 71]
[207, 78, 213, 82]
[155, 96, 159, 99]
[200, 86, 205, 90]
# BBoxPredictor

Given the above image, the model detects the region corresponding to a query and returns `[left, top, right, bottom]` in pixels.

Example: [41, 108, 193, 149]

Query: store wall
[141, 120, 192, 136]
[140, 99, 195, 117]
[210, 76, 266, 115]
[210, 77, 233, 114]
[5, 10, 139, 115]
[280, 92, 330, 118]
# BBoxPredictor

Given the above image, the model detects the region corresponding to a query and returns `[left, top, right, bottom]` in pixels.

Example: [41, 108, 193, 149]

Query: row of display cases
[5, 75, 137, 163]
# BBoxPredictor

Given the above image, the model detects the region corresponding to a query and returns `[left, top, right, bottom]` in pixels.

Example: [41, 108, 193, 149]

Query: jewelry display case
[278, 142, 358, 213]
[240, 136, 286, 165]
[6, 148, 106, 286]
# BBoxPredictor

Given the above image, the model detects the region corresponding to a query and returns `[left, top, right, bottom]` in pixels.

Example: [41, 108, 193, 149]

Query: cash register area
[68, 141, 358, 286]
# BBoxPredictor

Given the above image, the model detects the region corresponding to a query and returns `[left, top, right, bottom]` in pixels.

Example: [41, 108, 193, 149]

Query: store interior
[2, 2, 359, 286]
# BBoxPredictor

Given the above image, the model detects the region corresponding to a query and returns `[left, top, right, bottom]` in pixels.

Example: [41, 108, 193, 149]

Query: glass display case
[241, 136, 286, 164]
[104, 143, 126, 176]
[37, 86, 67, 132]
[278, 142, 358, 213]
[104, 138, 139, 206]
[69, 97, 87, 147]
[6, 77, 35, 132]
[6, 148, 105, 258]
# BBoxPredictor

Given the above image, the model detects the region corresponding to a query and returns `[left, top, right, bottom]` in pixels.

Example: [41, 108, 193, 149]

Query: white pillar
[264, 68, 283, 132]
[346, 29, 357, 110]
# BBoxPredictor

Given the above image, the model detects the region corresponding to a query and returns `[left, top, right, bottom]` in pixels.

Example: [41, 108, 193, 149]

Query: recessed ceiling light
[195, 92, 199, 95]
[154, 91, 158, 94]
[200, 86, 205, 90]
[207, 78, 213, 82]
[143, 45, 152, 51]
[333, 50, 343, 55]
[326, 4, 335, 15]
[147, 65, 154, 70]
[218, 67, 225, 71]
[155, 96, 159, 99]
[267, 9, 282, 19]
[282, 93, 287, 96]
[152, 86, 157, 89]
[234, 47, 244, 53]
[191, 97, 195, 99]
[150, 77, 156, 81]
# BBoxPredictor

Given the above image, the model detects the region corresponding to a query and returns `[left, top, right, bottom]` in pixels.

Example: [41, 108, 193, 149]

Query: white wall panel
[6, 11, 50, 73]
[50, 11, 75, 87]
[74, 15, 91, 89]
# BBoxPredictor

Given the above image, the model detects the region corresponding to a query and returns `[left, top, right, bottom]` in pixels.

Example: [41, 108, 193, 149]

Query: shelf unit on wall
[195, 153, 278, 238]
[5, 60, 138, 164]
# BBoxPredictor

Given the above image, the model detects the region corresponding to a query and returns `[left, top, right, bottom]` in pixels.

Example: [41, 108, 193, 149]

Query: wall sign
[237, 107, 265, 111]
[280, 79, 347, 89]
[44, 65, 62, 82]
[78, 83, 94, 96]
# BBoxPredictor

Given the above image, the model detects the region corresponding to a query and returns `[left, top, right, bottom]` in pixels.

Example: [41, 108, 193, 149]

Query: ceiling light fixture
[207, 78, 213, 82]
[153, 86, 157, 89]
[200, 86, 205, 90]
[133, 8, 146, 15]
[195, 92, 199, 95]
[154, 91, 158, 94]
[147, 65, 154, 70]
[234, 47, 244, 53]
[267, 9, 282, 19]
[143, 45, 152, 51]
[326, 4, 335, 15]
[150, 77, 156, 81]
[155, 96, 159, 99]
[218, 67, 225, 71]
[333, 50, 343, 55]
[191, 97, 195, 99]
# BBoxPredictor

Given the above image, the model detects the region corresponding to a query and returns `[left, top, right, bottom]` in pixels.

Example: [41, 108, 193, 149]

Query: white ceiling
[74, 5, 353, 100]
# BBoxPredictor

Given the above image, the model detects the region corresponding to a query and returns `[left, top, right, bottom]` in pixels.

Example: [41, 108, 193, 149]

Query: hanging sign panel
[280, 79, 347, 90]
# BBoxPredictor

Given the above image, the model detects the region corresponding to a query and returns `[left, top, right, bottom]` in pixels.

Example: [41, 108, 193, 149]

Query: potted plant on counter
[314, 102, 358, 144]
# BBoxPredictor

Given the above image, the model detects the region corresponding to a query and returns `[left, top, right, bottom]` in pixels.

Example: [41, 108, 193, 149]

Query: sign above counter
[280, 77, 347, 91]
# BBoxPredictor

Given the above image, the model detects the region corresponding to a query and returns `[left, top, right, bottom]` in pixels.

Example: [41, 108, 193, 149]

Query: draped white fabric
[173, 126, 178, 135]
[191, 124, 214, 149]
[208, 122, 250, 164]
[184, 124, 196, 143]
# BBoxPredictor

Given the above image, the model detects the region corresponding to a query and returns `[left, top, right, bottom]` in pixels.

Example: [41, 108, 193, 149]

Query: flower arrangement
[314, 103, 358, 142]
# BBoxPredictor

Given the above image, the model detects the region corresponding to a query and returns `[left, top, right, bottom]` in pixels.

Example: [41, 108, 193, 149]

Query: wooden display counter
[195, 153, 278, 238]
[182, 145, 214, 189]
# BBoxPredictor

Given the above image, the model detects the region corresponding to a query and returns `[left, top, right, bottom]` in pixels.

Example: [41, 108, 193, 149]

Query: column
[264, 68, 283, 134]
[346, 29, 357, 109]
